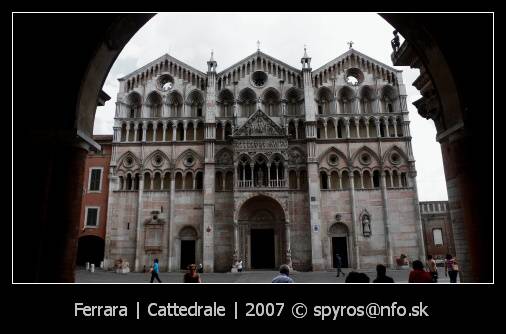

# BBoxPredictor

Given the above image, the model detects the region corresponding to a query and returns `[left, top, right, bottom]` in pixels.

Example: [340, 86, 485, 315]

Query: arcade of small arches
[315, 84, 402, 116]
[116, 120, 205, 143]
[117, 170, 205, 191]
[235, 153, 289, 189]
[121, 89, 204, 119]
[217, 54, 303, 91]
[311, 115, 405, 140]
[312, 52, 398, 88]
[318, 168, 409, 190]
[116, 120, 235, 143]
[124, 59, 207, 93]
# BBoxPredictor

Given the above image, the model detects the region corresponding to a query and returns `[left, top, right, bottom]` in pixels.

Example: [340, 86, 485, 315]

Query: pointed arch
[144, 149, 171, 167]
[116, 151, 142, 170]
[215, 147, 234, 166]
[382, 145, 410, 164]
[351, 146, 381, 165]
[318, 146, 348, 165]
[175, 148, 204, 167]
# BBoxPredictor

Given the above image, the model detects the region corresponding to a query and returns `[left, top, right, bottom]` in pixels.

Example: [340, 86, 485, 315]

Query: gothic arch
[175, 148, 204, 167]
[116, 151, 142, 170]
[382, 145, 410, 164]
[143, 149, 172, 168]
[318, 146, 349, 166]
[215, 147, 234, 166]
[351, 146, 381, 165]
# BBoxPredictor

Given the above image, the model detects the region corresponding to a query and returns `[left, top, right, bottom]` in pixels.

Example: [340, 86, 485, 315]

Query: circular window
[359, 153, 371, 165]
[390, 152, 401, 165]
[125, 156, 133, 167]
[328, 153, 339, 166]
[184, 155, 195, 167]
[153, 154, 163, 167]
[345, 68, 364, 87]
[251, 71, 268, 87]
[157, 74, 174, 92]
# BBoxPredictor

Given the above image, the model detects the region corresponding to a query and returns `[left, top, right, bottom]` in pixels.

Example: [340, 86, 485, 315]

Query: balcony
[236, 179, 287, 190]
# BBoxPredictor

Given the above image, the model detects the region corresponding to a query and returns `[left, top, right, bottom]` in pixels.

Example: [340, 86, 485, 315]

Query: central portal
[236, 195, 288, 270]
[250, 229, 275, 269]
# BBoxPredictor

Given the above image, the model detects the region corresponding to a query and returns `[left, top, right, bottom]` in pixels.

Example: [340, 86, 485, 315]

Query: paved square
[76, 267, 455, 283]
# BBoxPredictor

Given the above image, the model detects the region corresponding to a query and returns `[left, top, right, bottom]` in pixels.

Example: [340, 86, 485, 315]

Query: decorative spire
[303, 44, 308, 58]
[257, 40, 260, 51]
[210, 49, 214, 61]
[347, 41, 354, 49]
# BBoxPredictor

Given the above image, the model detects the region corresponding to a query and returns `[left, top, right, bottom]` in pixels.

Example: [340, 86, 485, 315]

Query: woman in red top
[408, 260, 433, 283]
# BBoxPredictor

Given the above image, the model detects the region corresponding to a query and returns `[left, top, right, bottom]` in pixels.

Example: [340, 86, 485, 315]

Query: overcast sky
[94, 12, 448, 201]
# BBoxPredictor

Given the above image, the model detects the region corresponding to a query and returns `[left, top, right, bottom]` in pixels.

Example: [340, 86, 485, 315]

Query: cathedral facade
[103, 46, 425, 272]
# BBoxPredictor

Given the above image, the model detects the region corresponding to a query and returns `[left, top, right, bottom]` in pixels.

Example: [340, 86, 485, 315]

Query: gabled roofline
[217, 50, 302, 76]
[313, 48, 402, 74]
[118, 54, 207, 81]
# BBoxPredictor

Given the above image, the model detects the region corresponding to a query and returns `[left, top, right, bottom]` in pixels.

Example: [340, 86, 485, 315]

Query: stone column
[375, 119, 380, 138]
[345, 119, 350, 138]
[285, 221, 292, 268]
[393, 119, 398, 137]
[355, 120, 360, 138]
[348, 171, 360, 269]
[168, 172, 176, 271]
[267, 163, 271, 186]
[323, 122, 328, 139]
[183, 122, 187, 141]
[380, 170, 394, 267]
[153, 123, 158, 142]
[142, 122, 147, 142]
[125, 124, 130, 142]
[172, 124, 177, 142]
[134, 174, 145, 271]
[233, 220, 239, 265]
[162, 122, 167, 142]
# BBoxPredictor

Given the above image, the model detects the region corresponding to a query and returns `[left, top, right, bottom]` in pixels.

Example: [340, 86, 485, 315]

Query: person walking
[445, 254, 459, 283]
[150, 258, 162, 283]
[183, 264, 202, 283]
[372, 264, 394, 283]
[238, 260, 243, 273]
[426, 255, 438, 283]
[335, 253, 345, 277]
[272, 264, 294, 283]
[408, 260, 433, 283]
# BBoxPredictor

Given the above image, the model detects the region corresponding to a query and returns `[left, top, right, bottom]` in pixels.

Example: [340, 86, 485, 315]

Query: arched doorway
[76, 236, 105, 267]
[178, 226, 199, 270]
[328, 223, 350, 268]
[237, 195, 287, 270]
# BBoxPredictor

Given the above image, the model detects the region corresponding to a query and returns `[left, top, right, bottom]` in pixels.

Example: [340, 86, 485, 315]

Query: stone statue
[362, 214, 371, 237]
[391, 30, 400, 52]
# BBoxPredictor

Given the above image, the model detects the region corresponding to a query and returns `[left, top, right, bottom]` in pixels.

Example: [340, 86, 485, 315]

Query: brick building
[76, 135, 113, 266]
[419, 201, 455, 263]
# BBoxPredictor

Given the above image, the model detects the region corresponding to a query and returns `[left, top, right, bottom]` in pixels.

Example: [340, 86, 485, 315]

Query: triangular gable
[118, 54, 207, 81]
[313, 48, 401, 75]
[233, 109, 285, 137]
[218, 50, 301, 76]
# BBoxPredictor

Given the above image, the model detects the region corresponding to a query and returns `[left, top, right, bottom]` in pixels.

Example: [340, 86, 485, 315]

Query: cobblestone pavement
[76, 267, 457, 283]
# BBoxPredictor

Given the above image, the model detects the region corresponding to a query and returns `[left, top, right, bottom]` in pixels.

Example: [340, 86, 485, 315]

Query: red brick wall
[78, 137, 112, 241]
